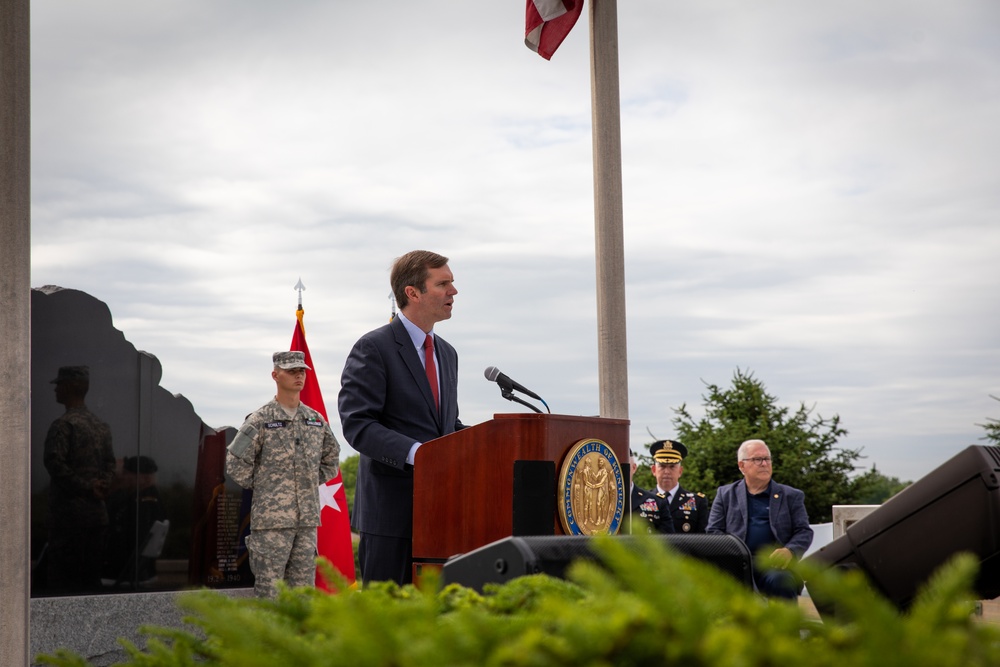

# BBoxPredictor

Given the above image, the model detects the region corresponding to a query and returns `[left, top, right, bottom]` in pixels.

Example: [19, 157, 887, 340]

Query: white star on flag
[319, 481, 343, 513]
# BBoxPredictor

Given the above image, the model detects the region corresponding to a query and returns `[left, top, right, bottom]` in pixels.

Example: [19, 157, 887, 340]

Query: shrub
[36, 536, 1000, 666]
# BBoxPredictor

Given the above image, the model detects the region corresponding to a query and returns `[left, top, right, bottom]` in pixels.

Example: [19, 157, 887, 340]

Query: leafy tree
[629, 445, 657, 490]
[670, 368, 859, 522]
[631, 465, 655, 491]
[850, 465, 910, 504]
[339, 454, 358, 516]
[978, 395, 1000, 446]
[330, 455, 361, 573]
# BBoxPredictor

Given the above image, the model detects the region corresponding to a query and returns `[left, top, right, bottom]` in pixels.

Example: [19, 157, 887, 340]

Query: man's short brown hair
[390, 250, 449, 309]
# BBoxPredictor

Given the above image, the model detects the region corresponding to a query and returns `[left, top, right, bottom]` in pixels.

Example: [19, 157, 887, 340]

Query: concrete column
[588, 0, 629, 420]
[831, 505, 879, 538]
[1, 0, 32, 664]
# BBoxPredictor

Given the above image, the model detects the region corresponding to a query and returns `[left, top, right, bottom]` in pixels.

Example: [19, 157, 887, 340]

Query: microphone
[484, 366, 544, 401]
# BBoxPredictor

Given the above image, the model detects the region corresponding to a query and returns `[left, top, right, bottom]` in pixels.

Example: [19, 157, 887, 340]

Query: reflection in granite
[41, 364, 116, 594]
[103, 454, 167, 585]
[31, 286, 253, 597]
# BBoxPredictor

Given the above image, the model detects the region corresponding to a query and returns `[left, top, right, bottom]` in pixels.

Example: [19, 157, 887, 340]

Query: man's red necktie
[424, 334, 439, 411]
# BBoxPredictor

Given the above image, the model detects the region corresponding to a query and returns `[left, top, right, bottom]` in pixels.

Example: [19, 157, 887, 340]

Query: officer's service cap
[650, 439, 688, 464]
[124, 455, 158, 474]
[50, 366, 90, 383]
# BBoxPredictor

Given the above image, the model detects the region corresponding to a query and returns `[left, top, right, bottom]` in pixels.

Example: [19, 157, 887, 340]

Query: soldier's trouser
[47, 525, 107, 594]
[245, 527, 317, 598]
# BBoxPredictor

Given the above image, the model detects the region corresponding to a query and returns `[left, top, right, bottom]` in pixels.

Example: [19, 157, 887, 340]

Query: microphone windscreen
[484, 366, 500, 382]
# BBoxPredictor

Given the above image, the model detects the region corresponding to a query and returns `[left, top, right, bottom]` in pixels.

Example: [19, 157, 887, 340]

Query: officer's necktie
[424, 334, 439, 411]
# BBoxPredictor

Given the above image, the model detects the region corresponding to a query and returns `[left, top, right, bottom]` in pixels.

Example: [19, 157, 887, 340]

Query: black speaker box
[441, 534, 754, 592]
[805, 445, 1000, 611]
[512, 460, 556, 536]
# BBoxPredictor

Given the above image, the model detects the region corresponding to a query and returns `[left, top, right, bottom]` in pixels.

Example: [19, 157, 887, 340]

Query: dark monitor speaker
[441, 534, 754, 593]
[804, 445, 1000, 609]
[512, 460, 556, 536]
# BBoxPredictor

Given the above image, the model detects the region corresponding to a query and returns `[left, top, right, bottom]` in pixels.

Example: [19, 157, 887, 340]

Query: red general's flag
[291, 306, 357, 591]
[525, 0, 584, 60]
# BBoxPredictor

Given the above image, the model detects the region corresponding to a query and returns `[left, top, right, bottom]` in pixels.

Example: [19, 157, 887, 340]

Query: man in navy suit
[339, 250, 463, 586]
[707, 439, 813, 598]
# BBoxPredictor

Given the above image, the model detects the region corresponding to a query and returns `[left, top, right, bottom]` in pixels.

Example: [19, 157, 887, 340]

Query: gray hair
[737, 439, 769, 462]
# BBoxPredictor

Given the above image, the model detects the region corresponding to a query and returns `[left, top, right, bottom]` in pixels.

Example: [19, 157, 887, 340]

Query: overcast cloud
[29, 0, 1000, 483]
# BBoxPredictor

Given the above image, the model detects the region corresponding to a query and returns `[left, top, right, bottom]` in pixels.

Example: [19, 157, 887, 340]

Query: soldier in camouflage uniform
[226, 351, 341, 598]
[43, 365, 116, 593]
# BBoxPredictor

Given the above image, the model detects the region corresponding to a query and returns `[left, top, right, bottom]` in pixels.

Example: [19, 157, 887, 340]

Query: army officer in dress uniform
[629, 453, 674, 534]
[650, 439, 709, 534]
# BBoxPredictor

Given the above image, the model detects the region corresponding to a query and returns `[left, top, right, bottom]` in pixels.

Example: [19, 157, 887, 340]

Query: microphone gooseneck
[483, 365, 550, 413]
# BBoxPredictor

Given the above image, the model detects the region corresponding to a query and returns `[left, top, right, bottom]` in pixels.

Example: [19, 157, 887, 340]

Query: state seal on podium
[558, 438, 625, 536]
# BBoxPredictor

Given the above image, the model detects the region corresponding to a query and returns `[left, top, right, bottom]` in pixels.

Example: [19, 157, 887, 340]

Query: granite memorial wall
[30, 286, 254, 596]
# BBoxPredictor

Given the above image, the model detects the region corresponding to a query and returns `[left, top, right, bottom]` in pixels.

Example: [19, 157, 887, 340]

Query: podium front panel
[412, 413, 629, 564]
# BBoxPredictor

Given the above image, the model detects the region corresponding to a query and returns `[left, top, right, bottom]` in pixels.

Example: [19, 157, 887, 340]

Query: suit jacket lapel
[391, 318, 441, 429]
[735, 479, 749, 535]
[768, 483, 783, 533]
[435, 336, 455, 429]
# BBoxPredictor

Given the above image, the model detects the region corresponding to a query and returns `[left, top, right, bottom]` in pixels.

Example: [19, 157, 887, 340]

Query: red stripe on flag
[525, 0, 583, 60]
[291, 309, 357, 591]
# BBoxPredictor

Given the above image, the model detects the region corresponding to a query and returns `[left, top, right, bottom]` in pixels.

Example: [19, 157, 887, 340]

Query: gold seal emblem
[557, 438, 625, 536]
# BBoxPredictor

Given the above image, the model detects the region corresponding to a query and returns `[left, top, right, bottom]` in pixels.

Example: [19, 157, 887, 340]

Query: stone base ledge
[30, 588, 253, 666]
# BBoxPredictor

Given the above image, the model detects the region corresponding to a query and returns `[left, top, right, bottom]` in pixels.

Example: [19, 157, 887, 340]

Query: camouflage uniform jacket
[43, 406, 116, 528]
[226, 400, 340, 529]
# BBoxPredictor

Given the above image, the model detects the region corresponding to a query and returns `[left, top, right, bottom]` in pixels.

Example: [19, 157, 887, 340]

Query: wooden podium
[412, 413, 629, 577]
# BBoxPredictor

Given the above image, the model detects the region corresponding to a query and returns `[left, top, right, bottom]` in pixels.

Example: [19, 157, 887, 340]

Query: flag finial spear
[295, 278, 306, 310]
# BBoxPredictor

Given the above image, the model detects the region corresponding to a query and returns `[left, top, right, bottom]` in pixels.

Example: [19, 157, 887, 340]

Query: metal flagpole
[588, 0, 629, 420]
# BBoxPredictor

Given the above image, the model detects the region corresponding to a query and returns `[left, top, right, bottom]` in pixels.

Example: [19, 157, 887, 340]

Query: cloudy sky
[30, 0, 999, 483]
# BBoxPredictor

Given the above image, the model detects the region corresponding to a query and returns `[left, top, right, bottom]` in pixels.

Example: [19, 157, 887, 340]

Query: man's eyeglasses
[741, 456, 772, 466]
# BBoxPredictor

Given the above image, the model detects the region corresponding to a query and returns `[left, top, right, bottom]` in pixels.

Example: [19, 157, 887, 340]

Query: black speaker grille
[442, 534, 754, 592]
